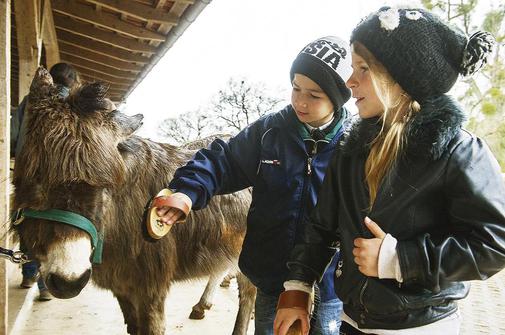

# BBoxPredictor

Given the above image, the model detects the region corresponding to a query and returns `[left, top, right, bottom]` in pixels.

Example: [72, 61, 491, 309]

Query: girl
[274, 6, 505, 335]
[156, 36, 353, 334]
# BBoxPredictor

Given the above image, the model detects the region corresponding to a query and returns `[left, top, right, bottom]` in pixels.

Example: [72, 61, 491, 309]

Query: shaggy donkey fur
[13, 68, 255, 335]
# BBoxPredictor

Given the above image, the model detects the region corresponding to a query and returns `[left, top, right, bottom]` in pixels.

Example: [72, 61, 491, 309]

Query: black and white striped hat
[290, 36, 352, 111]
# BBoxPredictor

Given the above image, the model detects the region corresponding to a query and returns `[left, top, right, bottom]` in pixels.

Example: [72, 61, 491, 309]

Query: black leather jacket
[287, 95, 505, 330]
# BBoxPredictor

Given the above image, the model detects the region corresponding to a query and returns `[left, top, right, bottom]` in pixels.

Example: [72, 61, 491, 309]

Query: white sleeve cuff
[283, 280, 313, 295]
[378, 233, 403, 283]
[173, 192, 193, 210]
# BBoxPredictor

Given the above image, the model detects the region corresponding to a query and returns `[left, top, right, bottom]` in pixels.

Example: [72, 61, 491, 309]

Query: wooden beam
[146, 0, 171, 41]
[58, 43, 142, 72]
[0, 1, 10, 334]
[74, 67, 134, 85]
[41, 0, 60, 68]
[56, 30, 150, 64]
[108, 90, 128, 96]
[102, 85, 129, 92]
[107, 94, 123, 99]
[14, 0, 42, 102]
[101, 83, 128, 90]
[108, 94, 127, 99]
[85, 0, 180, 25]
[60, 54, 137, 80]
[52, 0, 166, 41]
[53, 15, 157, 53]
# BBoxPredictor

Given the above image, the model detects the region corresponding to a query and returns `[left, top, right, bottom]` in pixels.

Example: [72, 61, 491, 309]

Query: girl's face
[291, 73, 334, 127]
[346, 51, 383, 119]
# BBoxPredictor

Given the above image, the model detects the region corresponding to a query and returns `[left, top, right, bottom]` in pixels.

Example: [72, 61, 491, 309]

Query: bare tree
[158, 77, 286, 143]
[158, 109, 211, 145]
[211, 77, 284, 133]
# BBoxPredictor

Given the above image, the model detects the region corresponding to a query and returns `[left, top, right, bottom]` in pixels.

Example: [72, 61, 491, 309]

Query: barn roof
[11, 0, 211, 105]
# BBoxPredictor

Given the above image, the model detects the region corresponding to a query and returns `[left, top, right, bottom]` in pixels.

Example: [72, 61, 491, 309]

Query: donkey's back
[93, 135, 255, 335]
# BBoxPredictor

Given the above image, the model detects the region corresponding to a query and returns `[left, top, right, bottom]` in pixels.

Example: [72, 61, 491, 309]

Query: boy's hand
[353, 216, 386, 277]
[155, 192, 192, 225]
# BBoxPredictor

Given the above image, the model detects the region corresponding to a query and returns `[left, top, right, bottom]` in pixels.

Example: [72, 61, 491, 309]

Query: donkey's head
[12, 67, 143, 298]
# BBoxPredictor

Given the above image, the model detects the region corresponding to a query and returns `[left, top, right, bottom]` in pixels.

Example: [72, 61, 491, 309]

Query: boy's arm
[168, 121, 264, 210]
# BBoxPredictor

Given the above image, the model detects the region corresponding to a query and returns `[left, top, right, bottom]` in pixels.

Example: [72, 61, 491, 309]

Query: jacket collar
[343, 95, 465, 160]
[281, 105, 348, 143]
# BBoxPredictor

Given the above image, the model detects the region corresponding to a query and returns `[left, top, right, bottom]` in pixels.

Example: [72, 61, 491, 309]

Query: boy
[157, 36, 352, 334]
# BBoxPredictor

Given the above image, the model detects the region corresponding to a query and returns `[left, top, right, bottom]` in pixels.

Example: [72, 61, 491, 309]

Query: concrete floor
[7, 265, 505, 334]
[8, 269, 254, 335]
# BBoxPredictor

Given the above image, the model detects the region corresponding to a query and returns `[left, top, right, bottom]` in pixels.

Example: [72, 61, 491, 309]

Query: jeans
[22, 260, 47, 290]
[312, 298, 343, 335]
[20, 240, 47, 291]
[254, 290, 343, 335]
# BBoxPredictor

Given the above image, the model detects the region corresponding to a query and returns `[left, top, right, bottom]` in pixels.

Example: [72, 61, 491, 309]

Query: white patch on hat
[300, 36, 352, 82]
[378, 8, 400, 31]
[405, 10, 424, 20]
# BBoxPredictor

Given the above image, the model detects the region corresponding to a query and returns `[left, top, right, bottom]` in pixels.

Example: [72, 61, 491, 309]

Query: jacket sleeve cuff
[283, 280, 313, 295]
[168, 186, 201, 210]
[378, 234, 403, 283]
[287, 243, 335, 283]
[397, 239, 424, 285]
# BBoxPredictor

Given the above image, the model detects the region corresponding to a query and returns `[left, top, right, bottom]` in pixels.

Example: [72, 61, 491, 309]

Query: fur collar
[343, 95, 465, 159]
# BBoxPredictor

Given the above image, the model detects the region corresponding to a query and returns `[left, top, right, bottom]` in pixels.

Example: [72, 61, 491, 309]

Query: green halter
[13, 208, 103, 264]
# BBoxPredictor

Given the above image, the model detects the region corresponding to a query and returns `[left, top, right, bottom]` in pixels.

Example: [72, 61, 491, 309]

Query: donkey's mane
[15, 83, 126, 187]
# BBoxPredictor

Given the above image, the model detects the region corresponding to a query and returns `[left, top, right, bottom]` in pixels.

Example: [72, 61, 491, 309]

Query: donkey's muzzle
[46, 269, 91, 299]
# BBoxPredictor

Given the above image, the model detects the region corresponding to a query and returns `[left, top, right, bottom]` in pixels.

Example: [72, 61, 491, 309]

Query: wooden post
[14, 0, 41, 103]
[0, 0, 11, 334]
[41, 0, 60, 69]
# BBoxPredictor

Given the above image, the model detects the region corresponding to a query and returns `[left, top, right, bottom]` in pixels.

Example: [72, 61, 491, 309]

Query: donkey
[12, 67, 256, 335]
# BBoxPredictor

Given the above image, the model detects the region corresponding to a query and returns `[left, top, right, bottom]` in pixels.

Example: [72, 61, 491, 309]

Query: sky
[122, 0, 496, 140]
[122, 0, 386, 139]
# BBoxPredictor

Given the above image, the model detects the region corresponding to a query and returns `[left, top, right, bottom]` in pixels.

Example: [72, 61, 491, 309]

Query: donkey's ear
[28, 66, 54, 100]
[69, 82, 111, 114]
[110, 111, 144, 137]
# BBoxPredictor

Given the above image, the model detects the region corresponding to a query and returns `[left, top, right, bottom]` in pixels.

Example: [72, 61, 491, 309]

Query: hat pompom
[460, 31, 495, 76]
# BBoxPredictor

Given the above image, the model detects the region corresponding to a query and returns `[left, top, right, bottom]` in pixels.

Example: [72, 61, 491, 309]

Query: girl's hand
[353, 217, 386, 277]
[155, 192, 192, 225]
[274, 308, 310, 335]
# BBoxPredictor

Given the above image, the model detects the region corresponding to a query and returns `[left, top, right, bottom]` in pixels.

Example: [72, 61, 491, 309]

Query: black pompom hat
[290, 36, 352, 111]
[350, 6, 495, 102]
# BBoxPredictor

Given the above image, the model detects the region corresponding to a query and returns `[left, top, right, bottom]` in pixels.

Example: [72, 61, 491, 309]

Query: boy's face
[291, 73, 334, 127]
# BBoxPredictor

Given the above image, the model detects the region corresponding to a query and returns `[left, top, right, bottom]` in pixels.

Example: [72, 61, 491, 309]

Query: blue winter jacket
[169, 105, 348, 300]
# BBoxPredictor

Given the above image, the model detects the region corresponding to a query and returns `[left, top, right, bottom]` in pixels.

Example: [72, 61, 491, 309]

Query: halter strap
[13, 208, 103, 264]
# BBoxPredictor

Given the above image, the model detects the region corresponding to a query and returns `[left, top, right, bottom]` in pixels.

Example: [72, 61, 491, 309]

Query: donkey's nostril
[46, 269, 91, 299]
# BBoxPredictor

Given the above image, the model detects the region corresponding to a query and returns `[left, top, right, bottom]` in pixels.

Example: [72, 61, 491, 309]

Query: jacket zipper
[295, 141, 318, 229]
[306, 139, 320, 176]
[359, 278, 369, 313]
[296, 156, 311, 225]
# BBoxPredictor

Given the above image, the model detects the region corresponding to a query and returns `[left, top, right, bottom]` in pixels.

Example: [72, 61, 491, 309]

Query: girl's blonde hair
[352, 42, 421, 208]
